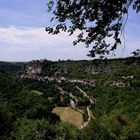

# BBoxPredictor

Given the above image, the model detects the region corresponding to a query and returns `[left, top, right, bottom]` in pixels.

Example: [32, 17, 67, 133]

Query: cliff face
[21, 60, 43, 78]
[19, 57, 140, 88]
[20, 57, 140, 80]
[85, 65, 118, 74]
[25, 66, 42, 75]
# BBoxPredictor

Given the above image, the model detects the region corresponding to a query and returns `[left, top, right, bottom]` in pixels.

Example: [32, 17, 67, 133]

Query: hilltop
[20, 57, 140, 87]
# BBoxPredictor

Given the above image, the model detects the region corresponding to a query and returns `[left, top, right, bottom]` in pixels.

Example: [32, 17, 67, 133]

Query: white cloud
[0, 26, 90, 61]
[0, 25, 139, 61]
[0, 26, 61, 47]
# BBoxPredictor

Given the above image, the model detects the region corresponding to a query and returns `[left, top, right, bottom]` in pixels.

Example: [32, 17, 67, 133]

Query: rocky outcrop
[24, 61, 42, 75]
[85, 64, 121, 74]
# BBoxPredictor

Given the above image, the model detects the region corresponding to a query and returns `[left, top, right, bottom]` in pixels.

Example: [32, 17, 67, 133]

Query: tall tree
[46, 0, 140, 58]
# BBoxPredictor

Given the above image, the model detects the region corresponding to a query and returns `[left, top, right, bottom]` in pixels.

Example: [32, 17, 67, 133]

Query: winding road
[58, 86, 95, 129]
[76, 86, 95, 129]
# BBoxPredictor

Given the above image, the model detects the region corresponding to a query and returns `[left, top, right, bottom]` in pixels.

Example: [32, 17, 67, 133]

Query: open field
[31, 90, 43, 95]
[52, 107, 83, 127]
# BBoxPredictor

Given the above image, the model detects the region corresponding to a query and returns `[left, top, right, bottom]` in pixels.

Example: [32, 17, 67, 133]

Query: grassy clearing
[31, 90, 43, 95]
[52, 107, 83, 127]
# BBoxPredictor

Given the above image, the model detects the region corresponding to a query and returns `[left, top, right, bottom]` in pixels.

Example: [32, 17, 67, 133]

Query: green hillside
[0, 57, 140, 140]
[0, 61, 25, 75]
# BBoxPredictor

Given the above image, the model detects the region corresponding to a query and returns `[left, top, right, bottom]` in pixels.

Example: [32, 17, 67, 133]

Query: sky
[0, 0, 140, 61]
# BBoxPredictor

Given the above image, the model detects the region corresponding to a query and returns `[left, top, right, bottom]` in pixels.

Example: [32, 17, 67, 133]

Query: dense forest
[0, 62, 25, 75]
[0, 57, 140, 140]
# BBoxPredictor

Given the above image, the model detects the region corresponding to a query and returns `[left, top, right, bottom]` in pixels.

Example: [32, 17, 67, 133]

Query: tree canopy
[46, 0, 140, 58]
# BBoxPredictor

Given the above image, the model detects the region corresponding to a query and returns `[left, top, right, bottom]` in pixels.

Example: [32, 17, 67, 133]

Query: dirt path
[76, 86, 95, 129]
[76, 86, 95, 105]
[58, 87, 78, 103]
[58, 86, 95, 129]
[45, 76, 95, 86]
[79, 106, 91, 129]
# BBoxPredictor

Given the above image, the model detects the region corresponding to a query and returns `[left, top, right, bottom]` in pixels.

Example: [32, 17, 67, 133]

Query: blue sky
[0, 0, 140, 61]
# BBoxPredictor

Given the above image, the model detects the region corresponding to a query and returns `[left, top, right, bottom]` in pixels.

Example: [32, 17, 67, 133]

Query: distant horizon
[0, 55, 138, 63]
